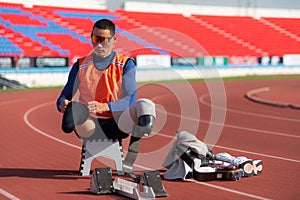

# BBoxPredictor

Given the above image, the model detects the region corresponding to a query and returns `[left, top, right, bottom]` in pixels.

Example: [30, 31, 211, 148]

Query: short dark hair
[92, 19, 115, 36]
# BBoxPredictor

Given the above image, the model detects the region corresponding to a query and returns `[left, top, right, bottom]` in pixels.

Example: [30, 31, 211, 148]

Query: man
[56, 19, 156, 174]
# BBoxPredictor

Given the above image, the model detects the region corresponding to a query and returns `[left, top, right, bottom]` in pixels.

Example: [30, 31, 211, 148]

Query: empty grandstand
[0, 0, 299, 86]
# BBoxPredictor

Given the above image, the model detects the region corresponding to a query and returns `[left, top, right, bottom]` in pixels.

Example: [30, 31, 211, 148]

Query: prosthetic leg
[123, 115, 155, 178]
[61, 102, 89, 133]
[120, 115, 168, 198]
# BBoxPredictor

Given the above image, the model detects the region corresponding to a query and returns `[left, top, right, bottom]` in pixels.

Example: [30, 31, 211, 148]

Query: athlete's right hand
[59, 99, 71, 113]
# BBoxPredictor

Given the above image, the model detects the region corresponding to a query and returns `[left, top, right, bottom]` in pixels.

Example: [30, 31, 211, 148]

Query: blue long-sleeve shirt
[56, 53, 137, 113]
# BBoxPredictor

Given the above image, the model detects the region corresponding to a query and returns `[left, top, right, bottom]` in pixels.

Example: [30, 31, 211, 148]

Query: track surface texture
[1, 77, 299, 200]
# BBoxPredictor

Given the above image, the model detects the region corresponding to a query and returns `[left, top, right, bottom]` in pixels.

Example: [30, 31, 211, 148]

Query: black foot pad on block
[90, 168, 114, 194]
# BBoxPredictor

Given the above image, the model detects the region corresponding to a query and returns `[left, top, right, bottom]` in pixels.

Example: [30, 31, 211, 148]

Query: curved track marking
[153, 94, 299, 138]
[199, 94, 300, 123]
[186, 179, 271, 200]
[23, 101, 300, 169]
[22, 100, 291, 200]
[212, 144, 300, 163]
[164, 109, 300, 139]
[155, 132, 300, 163]
[198, 94, 300, 139]
[211, 121, 300, 139]
[0, 188, 20, 200]
[23, 101, 80, 150]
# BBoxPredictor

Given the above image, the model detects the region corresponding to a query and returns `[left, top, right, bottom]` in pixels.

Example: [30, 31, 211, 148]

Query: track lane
[1, 78, 300, 199]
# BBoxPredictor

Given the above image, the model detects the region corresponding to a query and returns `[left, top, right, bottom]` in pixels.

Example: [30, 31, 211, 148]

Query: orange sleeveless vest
[77, 53, 129, 117]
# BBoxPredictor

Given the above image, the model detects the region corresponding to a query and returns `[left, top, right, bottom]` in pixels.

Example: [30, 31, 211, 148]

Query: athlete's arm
[56, 62, 80, 112]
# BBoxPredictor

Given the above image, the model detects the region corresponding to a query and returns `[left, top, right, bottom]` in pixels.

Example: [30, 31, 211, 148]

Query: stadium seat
[1, 2, 299, 60]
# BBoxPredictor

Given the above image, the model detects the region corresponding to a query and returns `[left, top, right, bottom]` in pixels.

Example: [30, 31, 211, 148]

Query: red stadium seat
[0, 2, 299, 61]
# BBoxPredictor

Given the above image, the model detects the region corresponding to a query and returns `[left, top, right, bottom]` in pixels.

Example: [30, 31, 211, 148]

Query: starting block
[140, 171, 168, 197]
[113, 170, 168, 199]
[113, 177, 156, 199]
[90, 168, 168, 199]
[90, 168, 114, 194]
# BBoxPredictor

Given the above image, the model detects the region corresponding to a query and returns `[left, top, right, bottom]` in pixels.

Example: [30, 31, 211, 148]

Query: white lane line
[199, 94, 300, 123]
[0, 188, 20, 200]
[212, 144, 300, 163]
[186, 180, 271, 200]
[24, 101, 300, 164]
[23, 101, 81, 150]
[23, 101, 297, 200]
[207, 120, 300, 139]
[155, 132, 300, 163]
[165, 111, 300, 139]
[146, 93, 299, 138]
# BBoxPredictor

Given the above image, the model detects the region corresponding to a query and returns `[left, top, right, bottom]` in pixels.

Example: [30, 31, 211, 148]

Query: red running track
[0, 78, 299, 200]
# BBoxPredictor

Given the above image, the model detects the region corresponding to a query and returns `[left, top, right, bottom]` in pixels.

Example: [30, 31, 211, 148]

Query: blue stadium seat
[0, 36, 23, 54]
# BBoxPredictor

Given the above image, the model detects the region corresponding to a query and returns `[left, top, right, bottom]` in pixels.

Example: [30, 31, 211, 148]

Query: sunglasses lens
[92, 35, 111, 44]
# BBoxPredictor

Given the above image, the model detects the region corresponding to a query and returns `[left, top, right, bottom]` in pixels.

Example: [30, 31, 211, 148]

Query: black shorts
[94, 117, 129, 140]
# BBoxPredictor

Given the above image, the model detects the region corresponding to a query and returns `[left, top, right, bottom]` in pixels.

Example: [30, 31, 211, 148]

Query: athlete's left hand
[87, 101, 110, 113]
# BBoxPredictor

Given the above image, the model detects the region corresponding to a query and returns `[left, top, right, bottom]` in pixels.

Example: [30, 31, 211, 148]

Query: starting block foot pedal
[141, 171, 168, 197]
[90, 168, 114, 194]
[113, 177, 155, 200]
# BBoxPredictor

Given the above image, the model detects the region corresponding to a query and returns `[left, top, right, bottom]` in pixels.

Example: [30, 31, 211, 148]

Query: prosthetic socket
[123, 115, 155, 174]
[61, 102, 89, 133]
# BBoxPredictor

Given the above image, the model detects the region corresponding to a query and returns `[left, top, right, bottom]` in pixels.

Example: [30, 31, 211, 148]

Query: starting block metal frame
[80, 139, 124, 176]
[113, 177, 156, 200]
[90, 168, 168, 199]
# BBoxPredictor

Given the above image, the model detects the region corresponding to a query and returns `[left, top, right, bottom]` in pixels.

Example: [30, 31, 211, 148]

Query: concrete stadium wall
[124, 1, 300, 18]
[3, 0, 106, 9]
[3, 0, 300, 17]
[1, 1, 299, 87]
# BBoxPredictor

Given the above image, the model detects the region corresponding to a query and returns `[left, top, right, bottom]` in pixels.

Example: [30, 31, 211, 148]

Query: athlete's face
[91, 28, 116, 58]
